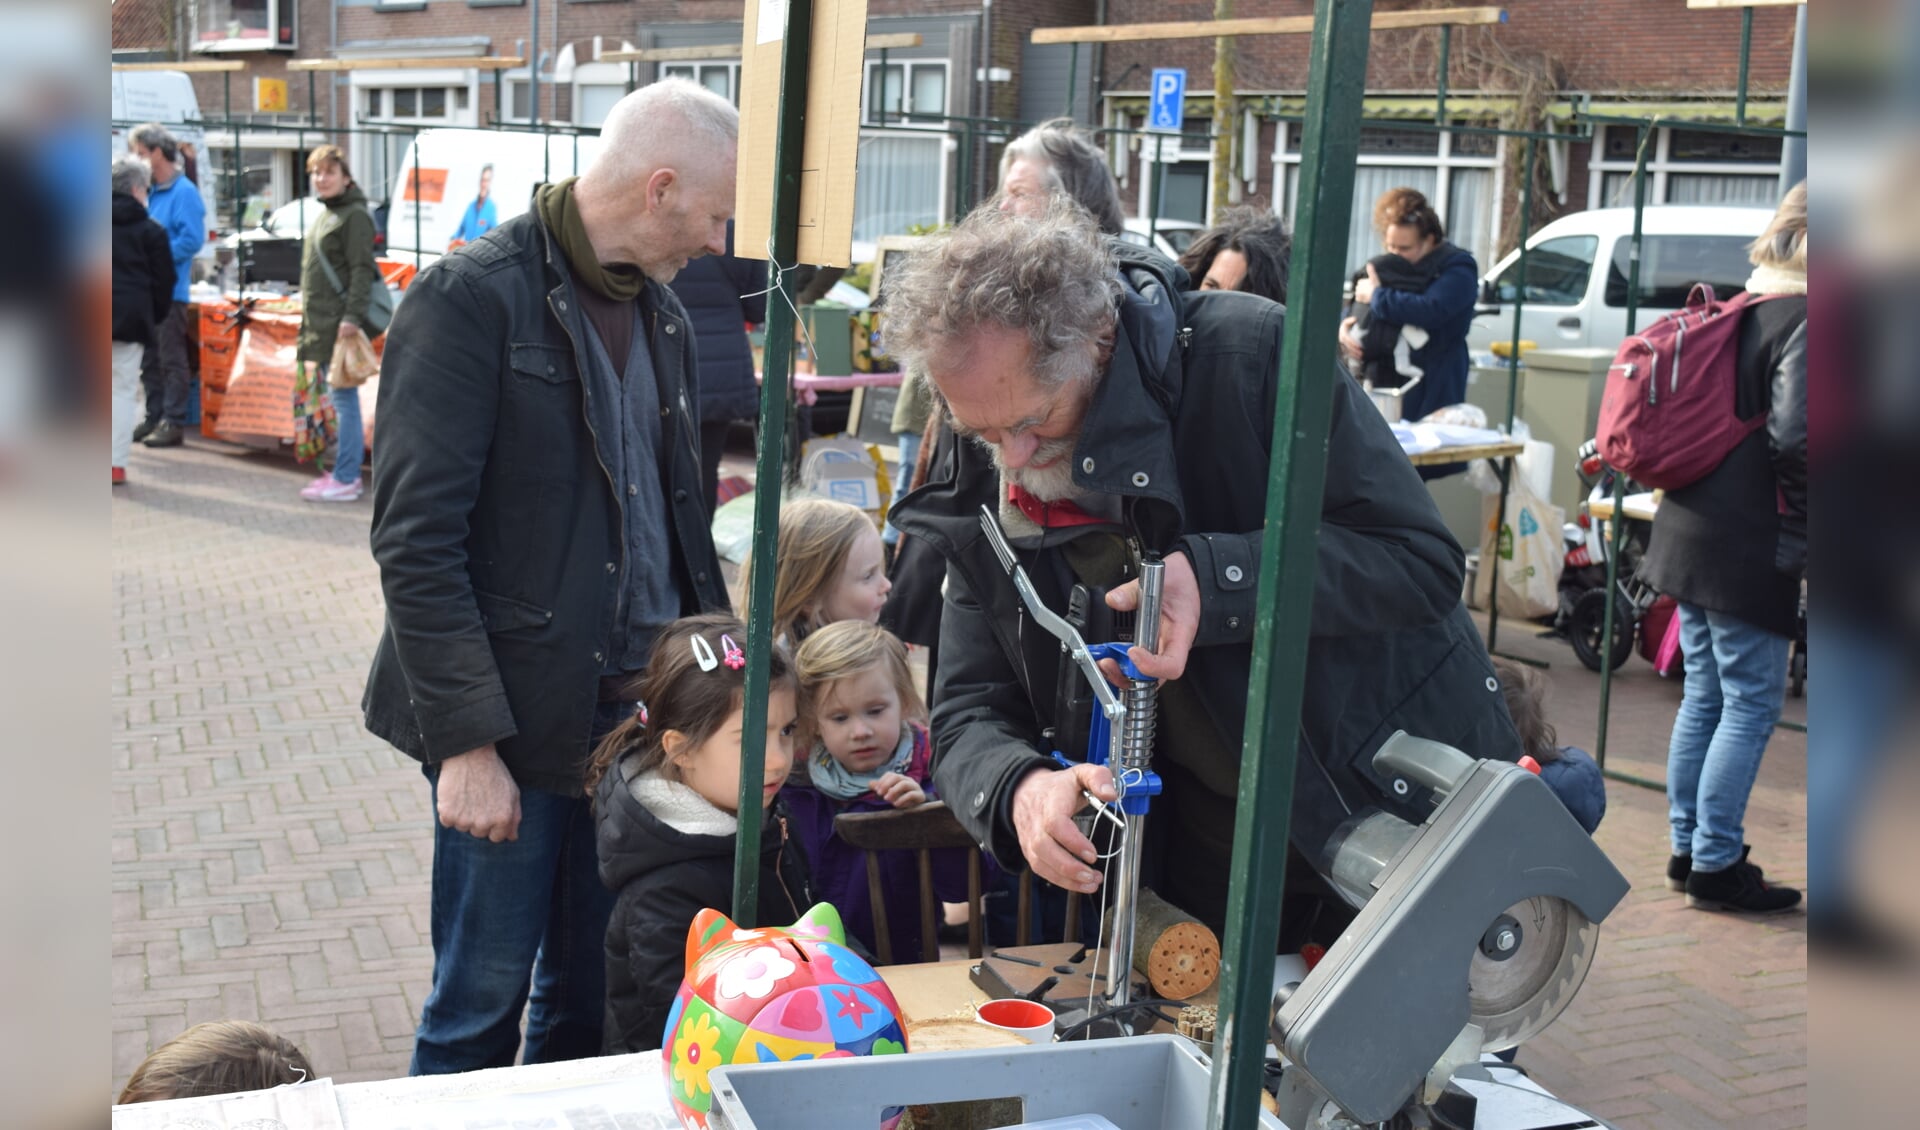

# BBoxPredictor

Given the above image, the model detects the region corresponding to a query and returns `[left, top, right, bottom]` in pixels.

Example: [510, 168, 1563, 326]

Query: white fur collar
[628, 767, 740, 836]
[1745, 263, 1807, 297]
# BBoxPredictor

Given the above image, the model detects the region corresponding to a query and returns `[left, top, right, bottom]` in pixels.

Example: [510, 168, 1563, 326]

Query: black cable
[1052, 997, 1186, 1043]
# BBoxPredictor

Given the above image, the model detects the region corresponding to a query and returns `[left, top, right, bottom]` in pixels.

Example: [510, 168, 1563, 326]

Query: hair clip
[635, 703, 649, 726]
[721, 634, 747, 671]
[691, 634, 719, 672]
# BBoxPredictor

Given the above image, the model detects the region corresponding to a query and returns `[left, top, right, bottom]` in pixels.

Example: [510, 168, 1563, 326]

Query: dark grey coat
[889, 248, 1520, 935]
[364, 211, 728, 795]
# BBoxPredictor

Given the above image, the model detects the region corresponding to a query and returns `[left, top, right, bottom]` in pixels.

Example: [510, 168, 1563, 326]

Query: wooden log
[1110, 887, 1221, 1000]
[1031, 8, 1507, 46]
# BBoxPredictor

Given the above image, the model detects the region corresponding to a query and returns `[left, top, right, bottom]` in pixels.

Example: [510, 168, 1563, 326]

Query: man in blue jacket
[128, 123, 206, 449]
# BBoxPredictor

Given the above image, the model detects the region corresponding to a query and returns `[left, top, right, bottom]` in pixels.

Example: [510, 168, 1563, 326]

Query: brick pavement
[111, 436, 1805, 1124]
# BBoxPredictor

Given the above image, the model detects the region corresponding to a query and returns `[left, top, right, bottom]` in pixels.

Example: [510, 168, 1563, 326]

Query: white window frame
[1135, 120, 1219, 225]
[191, 0, 298, 55]
[861, 60, 951, 128]
[1271, 119, 1506, 262]
[851, 130, 953, 248]
[659, 62, 741, 106]
[1587, 125, 1783, 207]
[570, 61, 634, 127]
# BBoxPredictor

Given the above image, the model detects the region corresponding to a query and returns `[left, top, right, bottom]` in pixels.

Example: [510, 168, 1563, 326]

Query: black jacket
[889, 247, 1520, 934]
[364, 211, 728, 794]
[595, 754, 810, 1054]
[1640, 294, 1808, 638]
[670, 224, 767, 424]
[111, 192, 175, 346]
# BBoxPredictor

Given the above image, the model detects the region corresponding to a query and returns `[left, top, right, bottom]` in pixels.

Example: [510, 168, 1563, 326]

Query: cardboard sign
[735, 0, 869, 268]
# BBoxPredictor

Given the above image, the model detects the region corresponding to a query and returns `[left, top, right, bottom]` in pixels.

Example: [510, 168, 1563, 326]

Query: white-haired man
[364, 80, 739, 1073]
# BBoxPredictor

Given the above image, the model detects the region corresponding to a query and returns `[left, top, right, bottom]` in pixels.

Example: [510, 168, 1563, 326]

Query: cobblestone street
[111, 435, 1806, 1125]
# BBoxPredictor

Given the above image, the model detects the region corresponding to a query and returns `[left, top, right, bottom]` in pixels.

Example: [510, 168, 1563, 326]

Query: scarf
[808, 727, 916, 800]
[1744, 262, 1807, 297]
[534, 177, 645, 302]
[628, 767, 742, 836]
[1007, 483, 1107, 530]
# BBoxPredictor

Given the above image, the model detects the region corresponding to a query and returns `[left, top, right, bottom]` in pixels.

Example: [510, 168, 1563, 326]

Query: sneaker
[299, 473, 336, 500]
[310, 475, 363, 503]
[132, 419, 159, 444]
[112, 466, 126, 486]
[1686, 855, 1802, 915]
[142, 420, 184, 448]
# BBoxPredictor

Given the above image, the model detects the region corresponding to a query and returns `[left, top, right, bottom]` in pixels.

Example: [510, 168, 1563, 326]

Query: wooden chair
[831, 801, 1082, 965]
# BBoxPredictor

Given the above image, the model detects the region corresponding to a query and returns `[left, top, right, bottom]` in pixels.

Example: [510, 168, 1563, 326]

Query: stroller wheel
[1569, 589, 1635, 672]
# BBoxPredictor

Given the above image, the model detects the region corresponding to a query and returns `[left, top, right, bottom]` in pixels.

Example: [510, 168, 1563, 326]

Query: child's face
[674, 687, 798, 813]
[814, 667, 905, 775]
[818, 525, 891, 626]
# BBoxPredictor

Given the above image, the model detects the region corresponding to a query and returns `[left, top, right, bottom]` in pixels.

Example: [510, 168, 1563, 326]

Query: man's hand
[871, 772, 926, 810]
[1098, 550, 1199, 684]
[1338, 316, 1365, 363]
[436, 744, 521, 843]
[1011, 763, 1116, 894]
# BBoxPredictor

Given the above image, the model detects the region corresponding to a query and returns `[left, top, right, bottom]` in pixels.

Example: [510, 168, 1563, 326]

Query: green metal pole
[1065, 43, 1078, 119]
[308, 70, 318, 127]
[225, 71, 237, 232]
[626, 62, 636, 95]
[1435, 24, 1451, 126]
[1208, 0, 1373, 1125]
[1595, 124, 1651, 772]
[496, 68, 505, 121]
[413, 129, 422, 271]
[1736, 7, 1753, 128]
[734, 0, 815, 926]
[1485, 134, 1537, 657]
[879, 48, 889, 126]
[1148, 134, 1166, 245]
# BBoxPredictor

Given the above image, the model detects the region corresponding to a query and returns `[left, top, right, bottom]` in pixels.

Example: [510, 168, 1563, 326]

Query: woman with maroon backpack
[1640, 182, 1806, 916]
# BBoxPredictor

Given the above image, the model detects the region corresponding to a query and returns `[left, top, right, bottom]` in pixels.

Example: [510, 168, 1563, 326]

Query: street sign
[1148, 67, 1186, 132]
[253, 77, 288, 113]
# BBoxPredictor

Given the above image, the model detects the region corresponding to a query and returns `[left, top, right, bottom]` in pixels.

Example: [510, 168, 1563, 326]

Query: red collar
[1007, 484, 1107, 529]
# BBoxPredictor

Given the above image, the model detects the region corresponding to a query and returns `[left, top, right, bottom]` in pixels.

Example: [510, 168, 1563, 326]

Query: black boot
[133, 418, 159, 443]
[143, 420, 185, 448]
[1686, 854, 1802, 914]
[1670, 844, 1765, 893]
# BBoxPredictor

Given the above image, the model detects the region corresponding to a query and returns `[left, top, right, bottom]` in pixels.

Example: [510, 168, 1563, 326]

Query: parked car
[1118, 217, 1206, 261]
[259, 196, 391, 255]
[1468, 205, 1771, 354]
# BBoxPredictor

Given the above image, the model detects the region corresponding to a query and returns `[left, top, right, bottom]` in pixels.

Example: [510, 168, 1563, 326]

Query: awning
[1553, 98, 1787, 126]
[1103, 93, 1787, 128]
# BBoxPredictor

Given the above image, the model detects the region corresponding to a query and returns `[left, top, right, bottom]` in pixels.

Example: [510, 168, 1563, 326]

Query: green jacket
[298, 184, 380, 367]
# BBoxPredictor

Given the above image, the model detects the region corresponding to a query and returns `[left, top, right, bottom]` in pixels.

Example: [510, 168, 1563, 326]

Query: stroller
[1555, 441, 1665, 672]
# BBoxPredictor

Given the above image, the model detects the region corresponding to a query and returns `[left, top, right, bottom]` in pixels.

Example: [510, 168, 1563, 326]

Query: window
[367, 85, 466, 124]
[863, 61, 947, 126]
[193, 0, 296, 52]
[661, 63, 739, 105]
[853, 135, 945, 242]
[576, 84, 625, 128]
[1492, 235, 1598, 306]
[1590, 125, 1784, 209]
[1603, 235, 1756, 309]
[1277, 122, 1502, 273]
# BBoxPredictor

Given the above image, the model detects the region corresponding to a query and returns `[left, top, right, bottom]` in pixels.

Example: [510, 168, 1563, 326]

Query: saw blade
[1467, 895, 1598, 1051]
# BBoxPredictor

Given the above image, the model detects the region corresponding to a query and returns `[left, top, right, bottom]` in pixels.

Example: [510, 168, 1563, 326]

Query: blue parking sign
[1149, 68, 1186, 132]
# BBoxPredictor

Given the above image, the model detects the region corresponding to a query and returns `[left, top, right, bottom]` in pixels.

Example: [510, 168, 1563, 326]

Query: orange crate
[198, 303, 242, 349]
[199, 339, 236, 391]
[199, 387, 224, 438]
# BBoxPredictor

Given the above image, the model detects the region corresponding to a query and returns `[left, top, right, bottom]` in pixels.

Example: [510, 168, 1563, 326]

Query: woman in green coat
[296, 145, 380, 502]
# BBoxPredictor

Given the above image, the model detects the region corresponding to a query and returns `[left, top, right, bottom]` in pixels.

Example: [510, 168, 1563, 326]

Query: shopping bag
[331, 327, 380, 389]
[292, 361, 337, 466]
[1474, 477, 1565, 620]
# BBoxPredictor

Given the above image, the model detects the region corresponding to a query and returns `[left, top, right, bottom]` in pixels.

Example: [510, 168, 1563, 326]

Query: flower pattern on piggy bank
[661, 903, 909, 1130]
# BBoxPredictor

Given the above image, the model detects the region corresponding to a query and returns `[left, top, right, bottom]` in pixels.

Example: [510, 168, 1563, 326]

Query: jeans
[1666, 602, 1790, 872]
[409, 762, 616, 1075]
[1807, 619, 1905, 906]
[884, 428, 922, 546]
[112, 341, 143, 466]
[330, 379, 364, 485]
[138, 302, 194, 424]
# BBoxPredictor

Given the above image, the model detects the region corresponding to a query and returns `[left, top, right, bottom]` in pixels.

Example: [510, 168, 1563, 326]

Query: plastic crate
[706, 1035, 1283, 1130]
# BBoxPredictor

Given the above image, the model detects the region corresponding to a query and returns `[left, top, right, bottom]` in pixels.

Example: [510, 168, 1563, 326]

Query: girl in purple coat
[786, 620, 974, 960]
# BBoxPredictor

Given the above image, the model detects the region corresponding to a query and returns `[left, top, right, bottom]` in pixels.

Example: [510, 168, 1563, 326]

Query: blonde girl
[738, 498, 891, 645]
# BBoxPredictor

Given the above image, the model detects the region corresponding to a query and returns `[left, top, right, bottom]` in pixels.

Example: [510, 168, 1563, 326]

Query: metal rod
[1148, 134, 1166, 246]
[1736, 6, 1753, 127]
[1595, 124, 1651, 772]
[529, 0, 541, 128]
[1436, 24, 1451, 126]
[1065, 43, 1079, 119]
[1105, 554, 1164, 1013]
[1576, 113, 1805, 140]
[414, 129, 422, 271]
[1263, 112, 1589, 144]
[733, 0, 815, 926]
[1780, 4, 1806, 190]
[1486, 134, 1537, 656]
[1208, 0, 1372, 1124]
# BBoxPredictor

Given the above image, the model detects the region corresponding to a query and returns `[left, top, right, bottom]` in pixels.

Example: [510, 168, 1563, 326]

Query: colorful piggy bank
[662, 902, 909, 1130]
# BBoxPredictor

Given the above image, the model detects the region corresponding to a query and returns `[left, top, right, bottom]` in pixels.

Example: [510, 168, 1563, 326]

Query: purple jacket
[783, 723, 984, 961]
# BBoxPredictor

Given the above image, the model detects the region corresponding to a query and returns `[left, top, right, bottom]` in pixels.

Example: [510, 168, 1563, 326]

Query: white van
[382, 128, 605, 266]
[1467, 206, 1770, 355]
[111, 69, 219, 256]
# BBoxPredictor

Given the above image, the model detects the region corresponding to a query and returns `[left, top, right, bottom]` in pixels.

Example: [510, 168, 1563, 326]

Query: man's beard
[981, 432, 1082, 502]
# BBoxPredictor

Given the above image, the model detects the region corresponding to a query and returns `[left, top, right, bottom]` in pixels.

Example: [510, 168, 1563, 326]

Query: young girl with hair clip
[736, 497, 891, 646]
[784, 620, 979, 959]
[587, 613, 811, 1054]
[116, 1021, 314, 1105]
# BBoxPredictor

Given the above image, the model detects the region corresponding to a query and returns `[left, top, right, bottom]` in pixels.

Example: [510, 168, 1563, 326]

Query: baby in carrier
[1347, 249, 1445, 389]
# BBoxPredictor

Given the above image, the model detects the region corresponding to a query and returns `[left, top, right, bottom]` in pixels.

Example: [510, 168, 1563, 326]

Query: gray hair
[881, 199, 1121, 392]
[585, 78, 739, 190]
[998, 118, 1126, 236]
[112, 154, 151, 197]
[128, 122, 179, 164]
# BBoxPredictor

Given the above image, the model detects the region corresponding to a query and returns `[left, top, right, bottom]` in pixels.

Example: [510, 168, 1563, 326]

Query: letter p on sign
[1149, 68, 1186, 133]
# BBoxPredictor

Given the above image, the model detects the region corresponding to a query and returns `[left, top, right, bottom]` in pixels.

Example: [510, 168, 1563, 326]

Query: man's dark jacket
[670, 222, 767, 424]
[594, 754, 810, 1054]
[111, 192, 175, 347]
[889, 246, 1520, 932]
[364, 211, 727, 795]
